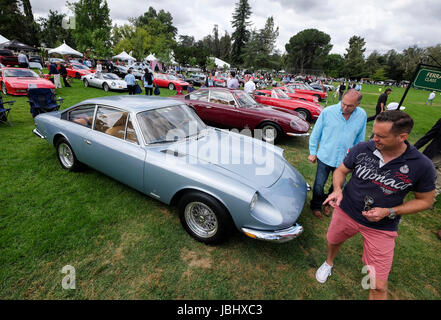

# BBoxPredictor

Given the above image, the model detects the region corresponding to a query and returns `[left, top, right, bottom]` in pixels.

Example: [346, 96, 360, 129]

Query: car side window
[209, 91, 236, 106]
[189, 90, 209, 102]
[125, 115, 139, 144]
[94, 106, 128, 140]
[68, 104, 96, 128]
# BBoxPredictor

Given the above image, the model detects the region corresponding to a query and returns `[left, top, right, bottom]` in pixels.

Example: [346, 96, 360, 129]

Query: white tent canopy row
[112, 51, 136, 61]
[0, 34, 9, 44]
[48, 42, 83, 57]
[211, 57, 230, 69]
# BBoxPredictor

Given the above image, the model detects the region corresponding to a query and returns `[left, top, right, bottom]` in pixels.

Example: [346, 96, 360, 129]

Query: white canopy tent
[48, 42, 83, 56]
[211, 57, 230, 69]
[0, 34, 9, 44]
[112, 51, 136, 61]
[145, 53, 158, 61]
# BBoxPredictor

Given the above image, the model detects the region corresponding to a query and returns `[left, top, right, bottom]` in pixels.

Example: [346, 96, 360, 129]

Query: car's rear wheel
[295, 108, 311, 122]
[56, 138, 82, 172]
[168, 83, 175, 90]
[1, 82, 7, 95]
[178, 192, 232, 244]
[259, 122, 281, 144]
[103, 83, 109, 92]
[83, 79, 89, 87]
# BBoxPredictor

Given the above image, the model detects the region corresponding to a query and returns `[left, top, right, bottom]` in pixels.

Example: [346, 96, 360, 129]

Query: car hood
[244, 103, 303, 120]
[6, 77, 54, 87]
[162, 128, 286, 189]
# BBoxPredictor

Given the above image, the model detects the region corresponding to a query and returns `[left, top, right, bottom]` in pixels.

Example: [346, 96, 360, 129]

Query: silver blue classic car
[33, 96, 308, 244]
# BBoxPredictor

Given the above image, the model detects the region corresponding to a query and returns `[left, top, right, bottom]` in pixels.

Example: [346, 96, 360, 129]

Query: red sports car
[277, 86, 319, 103]
[283, 83, 328, 101]
[254, 89, 322, 122]
[66, 63, 95, 79]
[173, 87, 310, 143]
[153, 73, 190, 90]
[0, 67, 55, 95]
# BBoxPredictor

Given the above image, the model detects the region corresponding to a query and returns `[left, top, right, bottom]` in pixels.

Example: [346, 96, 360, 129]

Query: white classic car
[82, 72, 127, 92]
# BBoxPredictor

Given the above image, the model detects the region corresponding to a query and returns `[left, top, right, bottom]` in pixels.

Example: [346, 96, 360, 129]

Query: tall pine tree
[231, 0, 252, 66]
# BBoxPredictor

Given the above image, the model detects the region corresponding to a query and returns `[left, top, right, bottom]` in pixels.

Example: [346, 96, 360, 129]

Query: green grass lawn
[0, 79, 440, 299]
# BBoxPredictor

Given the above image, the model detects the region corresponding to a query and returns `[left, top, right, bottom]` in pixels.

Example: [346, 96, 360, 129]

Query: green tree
[242, 17, 279, 70]
[231, 0, 252, 66]
[21, 0, 40, 47]
[132, 7, 177, 39]
[401, 45, 426, 80]
[426, 44, 441, 66]
[384, 49, 404, 81]
[323, 54, 344, 78]
[68, 0, 112, 58]
[343, 35, 366, 79]
[38, 10, 75, 48]
[365, 51, 384, 78]
[219, 31, 232, 63]
[285, 28, 332, 74]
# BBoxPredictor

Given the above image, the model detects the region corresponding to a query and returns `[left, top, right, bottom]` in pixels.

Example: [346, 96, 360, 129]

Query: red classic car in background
[277, 86, 319, 103]
[212, 76, 227, 87]
[153, 73, 190, 90]
[66, 63, 95, 79]
[253, 89, 322, 122]
[0, 67, 55, 95]
[281, 83, 328, 101]
[173, 87, 310, 143]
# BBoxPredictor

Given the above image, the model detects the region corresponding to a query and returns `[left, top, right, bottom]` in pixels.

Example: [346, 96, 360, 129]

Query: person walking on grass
[425, 91, 436, 106]
[316, 110, 436, 300]
[308, 89, 367, 219]
[367, 88, 392, 122]
[124, 69, 136, 95]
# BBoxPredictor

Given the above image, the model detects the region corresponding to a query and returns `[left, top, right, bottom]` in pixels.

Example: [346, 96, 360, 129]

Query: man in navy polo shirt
[316, 110, 436, 300]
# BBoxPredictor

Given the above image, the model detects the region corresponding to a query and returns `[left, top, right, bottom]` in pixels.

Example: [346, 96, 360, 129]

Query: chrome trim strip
[286, 132, 310, 137]
[33, 128, 45, 139]
[241, 223, 303, 243]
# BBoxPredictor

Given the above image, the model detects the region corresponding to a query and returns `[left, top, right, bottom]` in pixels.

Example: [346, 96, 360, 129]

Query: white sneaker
[316, 261, 333, 283]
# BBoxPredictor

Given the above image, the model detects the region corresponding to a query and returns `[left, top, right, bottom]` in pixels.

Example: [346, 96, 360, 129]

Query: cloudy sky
[31, 0, 441, 56]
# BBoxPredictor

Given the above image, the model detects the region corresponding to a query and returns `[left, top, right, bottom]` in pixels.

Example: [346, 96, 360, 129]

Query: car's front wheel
[178, 192, 233, 244]
[76, 73, 81, 79]
[56, 138, 82, 171]
[168, 83, 175, 90]
[295, 108, 311, 122]
[103, 83, 109, 92]
[259, 122, 281, 144]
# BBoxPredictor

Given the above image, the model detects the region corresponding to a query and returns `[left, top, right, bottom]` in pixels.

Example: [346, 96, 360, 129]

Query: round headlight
[250, 193, 258, 211]
[111, 82, 116, 86]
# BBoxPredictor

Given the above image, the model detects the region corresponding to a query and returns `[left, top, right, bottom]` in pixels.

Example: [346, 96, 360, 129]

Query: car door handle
[84, 139, 92, 145]
[205, 106, 212, 109]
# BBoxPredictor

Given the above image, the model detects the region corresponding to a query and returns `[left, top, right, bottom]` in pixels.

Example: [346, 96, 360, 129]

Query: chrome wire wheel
[184, 201, 218, 239]
[58, 142, 74, 169]
[261, 124, 277, 143]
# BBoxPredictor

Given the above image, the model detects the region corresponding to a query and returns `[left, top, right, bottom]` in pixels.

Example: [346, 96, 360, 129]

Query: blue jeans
[310, 158, 336, 211]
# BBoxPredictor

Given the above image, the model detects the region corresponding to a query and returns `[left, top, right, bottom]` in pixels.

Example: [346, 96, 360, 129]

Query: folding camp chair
[0, 94, 15, 126]
[27, 88, 64, 118]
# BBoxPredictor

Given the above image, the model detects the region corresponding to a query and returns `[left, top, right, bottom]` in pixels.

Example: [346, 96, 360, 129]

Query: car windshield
[273, 89, 290, 99]
[166, 75, 178, 81]
[285, 87, 296, 94]
[73, 64, 89, 70]
[303, 83, 315, 90]
[234, 91, 259, 107]
[4, 69, 38, 78]
[137, 105, 207, 144]
[102, 73, 120, 80]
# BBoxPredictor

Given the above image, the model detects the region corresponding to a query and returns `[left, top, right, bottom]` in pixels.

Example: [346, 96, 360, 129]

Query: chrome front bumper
[33, 128, 45, 139]
[286, 132, 310, 137]
[241, 223, 303, 243]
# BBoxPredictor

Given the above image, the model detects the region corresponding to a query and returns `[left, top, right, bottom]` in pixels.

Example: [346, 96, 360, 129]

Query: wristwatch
[388, 208, 397, 219]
